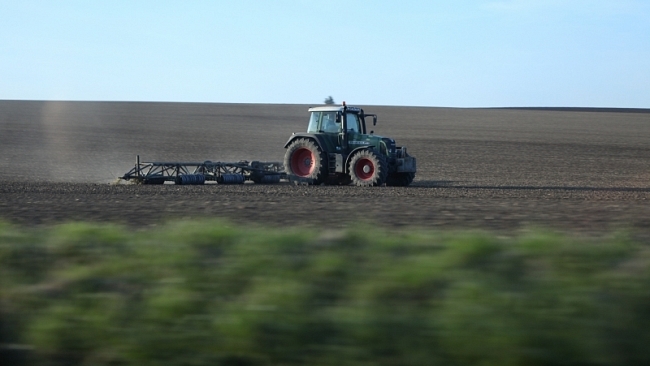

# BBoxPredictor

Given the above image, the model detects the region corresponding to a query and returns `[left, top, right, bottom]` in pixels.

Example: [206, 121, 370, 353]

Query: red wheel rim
[290, 148, 315, 177]
[354, 157, 375, 180]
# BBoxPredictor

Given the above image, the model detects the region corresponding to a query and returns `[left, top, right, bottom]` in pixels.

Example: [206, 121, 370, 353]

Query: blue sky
[1, 0, 649, 107]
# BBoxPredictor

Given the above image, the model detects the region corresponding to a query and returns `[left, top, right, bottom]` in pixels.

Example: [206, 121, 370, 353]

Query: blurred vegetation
[1, 221, 650, 366]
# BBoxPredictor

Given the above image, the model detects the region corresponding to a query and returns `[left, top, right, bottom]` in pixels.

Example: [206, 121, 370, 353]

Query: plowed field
[1, 101, 649, 234]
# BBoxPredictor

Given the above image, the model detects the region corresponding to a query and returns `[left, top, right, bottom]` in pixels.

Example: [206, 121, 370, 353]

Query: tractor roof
[308, 105, 363, 113]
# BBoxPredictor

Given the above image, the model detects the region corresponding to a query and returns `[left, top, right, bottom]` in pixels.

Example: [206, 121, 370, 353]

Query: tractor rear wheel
[348, 149, 388, 187]
[284, 138, 327, 185]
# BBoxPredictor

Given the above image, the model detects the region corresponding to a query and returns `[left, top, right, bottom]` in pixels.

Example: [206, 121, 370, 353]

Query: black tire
[143, 177, 165, 185]
[249, 161, 265, 184]
[284, 138, 328, 185]
[386, 172, 415, 187]
[348, 149, 388, 187]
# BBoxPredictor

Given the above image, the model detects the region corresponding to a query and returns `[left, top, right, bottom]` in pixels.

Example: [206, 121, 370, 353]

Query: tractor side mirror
[365, 114, 378, 126]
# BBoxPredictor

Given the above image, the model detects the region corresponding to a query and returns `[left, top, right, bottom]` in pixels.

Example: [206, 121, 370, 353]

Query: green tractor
[284, 103, 416, 186]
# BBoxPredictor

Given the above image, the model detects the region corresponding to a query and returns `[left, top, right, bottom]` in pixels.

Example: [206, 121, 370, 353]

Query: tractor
[284, 103, 416, 186]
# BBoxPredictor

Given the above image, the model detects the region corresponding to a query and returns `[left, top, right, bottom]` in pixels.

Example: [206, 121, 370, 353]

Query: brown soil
[1, 101, 649, 234]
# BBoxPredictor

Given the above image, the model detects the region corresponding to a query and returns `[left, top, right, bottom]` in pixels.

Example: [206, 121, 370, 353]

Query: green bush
[1, 221, 649, 366]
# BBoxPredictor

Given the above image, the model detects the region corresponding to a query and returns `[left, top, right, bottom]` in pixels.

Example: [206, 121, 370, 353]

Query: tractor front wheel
[284, 138, 327, 185]
[348, 149, 388, 187]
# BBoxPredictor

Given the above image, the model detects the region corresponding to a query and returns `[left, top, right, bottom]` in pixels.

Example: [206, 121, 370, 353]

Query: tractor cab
[305, 104, 381, 154]
[307, 105, 369, 135]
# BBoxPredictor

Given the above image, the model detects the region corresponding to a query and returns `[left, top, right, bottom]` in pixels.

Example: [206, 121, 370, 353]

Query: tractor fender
[284, 133, 326, 151]
[344, 146, 377, 173]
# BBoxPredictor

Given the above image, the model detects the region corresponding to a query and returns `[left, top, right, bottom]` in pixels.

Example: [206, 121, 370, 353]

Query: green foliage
[1, 221, 650, 366]
[324, 96, 335, 105]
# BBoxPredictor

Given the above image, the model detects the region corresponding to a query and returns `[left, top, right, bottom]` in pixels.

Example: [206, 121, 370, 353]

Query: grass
[1, 221, 649, 366]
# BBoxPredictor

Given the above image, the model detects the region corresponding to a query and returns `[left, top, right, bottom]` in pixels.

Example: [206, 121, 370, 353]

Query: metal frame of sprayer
[120, 155, 287, 185]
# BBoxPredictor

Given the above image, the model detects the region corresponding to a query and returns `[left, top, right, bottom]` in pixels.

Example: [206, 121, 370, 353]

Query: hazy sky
[1, 0, 649, 107]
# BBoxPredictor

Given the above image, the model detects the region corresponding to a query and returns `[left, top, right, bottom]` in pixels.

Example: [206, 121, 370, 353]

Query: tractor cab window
[320, 112, 339, 133]
[346, 113, 361, 133]
[307, 112, 320, 133]
[307, 112, 340, 133]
